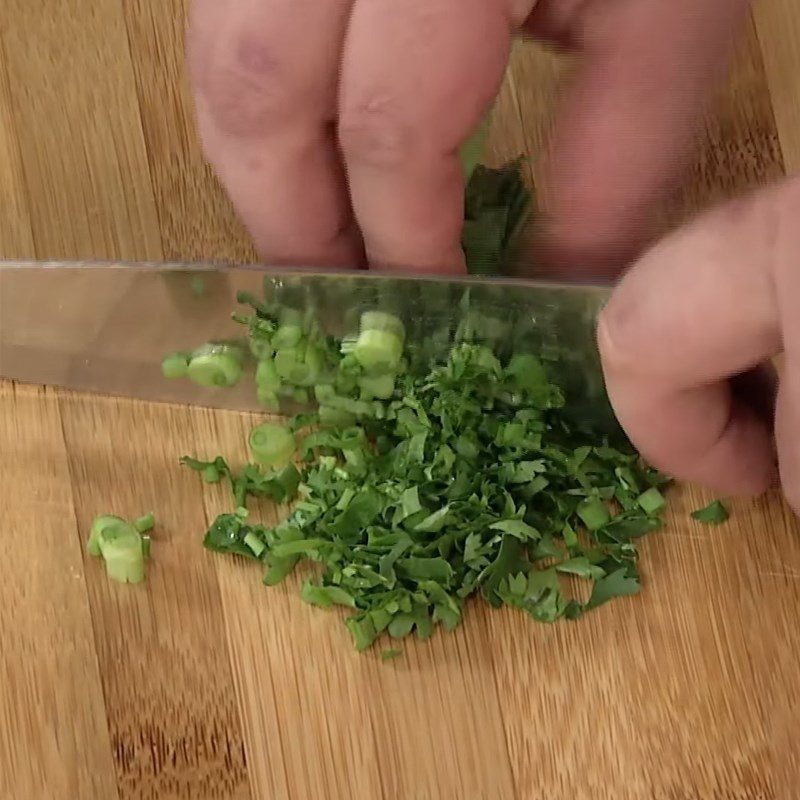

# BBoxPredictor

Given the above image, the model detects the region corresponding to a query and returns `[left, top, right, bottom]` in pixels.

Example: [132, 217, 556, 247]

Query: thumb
[597, 175, 800, 509]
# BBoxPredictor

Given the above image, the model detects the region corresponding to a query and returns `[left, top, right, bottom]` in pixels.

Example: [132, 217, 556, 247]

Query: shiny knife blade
[0, 260, 615, 430]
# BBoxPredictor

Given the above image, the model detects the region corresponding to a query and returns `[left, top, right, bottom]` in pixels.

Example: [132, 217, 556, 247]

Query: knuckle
[194, 27, 296, 137]
[339, 95, 415, 168]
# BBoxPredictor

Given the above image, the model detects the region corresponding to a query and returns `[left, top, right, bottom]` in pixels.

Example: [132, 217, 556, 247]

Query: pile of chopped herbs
[167, 157, 672, 653]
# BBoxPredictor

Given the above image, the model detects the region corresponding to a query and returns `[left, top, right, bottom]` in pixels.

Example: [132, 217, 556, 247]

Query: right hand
[598, 175, 800, 515]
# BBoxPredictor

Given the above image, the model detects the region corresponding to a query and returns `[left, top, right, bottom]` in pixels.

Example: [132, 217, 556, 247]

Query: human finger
[339, 0, 536, 273]
[188, 0, 363, 267]
[530, 0, 752, 278]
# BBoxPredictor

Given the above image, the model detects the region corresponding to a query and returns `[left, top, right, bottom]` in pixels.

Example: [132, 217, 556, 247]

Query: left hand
[187, 0, 749, 275]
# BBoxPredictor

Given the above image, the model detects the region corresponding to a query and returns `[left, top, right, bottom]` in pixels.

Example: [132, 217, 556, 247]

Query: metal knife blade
[0, 260, 614, 429]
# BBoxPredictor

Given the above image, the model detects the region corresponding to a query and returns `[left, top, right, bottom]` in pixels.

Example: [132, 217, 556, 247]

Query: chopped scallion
[134, 512, 155, 534]
[248, 423, 295, 469]
[186, 344, 244, 388]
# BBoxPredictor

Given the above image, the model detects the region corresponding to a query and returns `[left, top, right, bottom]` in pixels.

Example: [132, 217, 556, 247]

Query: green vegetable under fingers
[691, 500, 730, 525]
[459, 113, 492, 184]
[462, 160, 533, 275]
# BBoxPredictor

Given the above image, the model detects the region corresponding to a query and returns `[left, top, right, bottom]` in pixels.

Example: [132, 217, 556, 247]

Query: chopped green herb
[577, 497, 611, 531]
[87, 514, 127, 557]
[169, 159, 670, 652]
[461, 160, 532, 275]
[691, 500, 729, 525]
[182, 332, 669, 650]
[300, 581, 357, 608]
[186, 343, 244, 388]
[381, 648, 403, 662]
[586, 568, 640, 610]
[244, 531, 266, 557]
[638, 487, 667, 516]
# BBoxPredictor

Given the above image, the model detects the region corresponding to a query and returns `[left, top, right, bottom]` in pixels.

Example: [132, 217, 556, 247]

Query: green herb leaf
[691, 500, 729, 525]
[489, 519, 540, 541]
[586, 568, 641, 610]
[300, 581, 357, 608]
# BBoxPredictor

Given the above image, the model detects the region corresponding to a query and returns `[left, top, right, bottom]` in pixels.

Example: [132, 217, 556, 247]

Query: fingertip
[369, 245, 467, 276]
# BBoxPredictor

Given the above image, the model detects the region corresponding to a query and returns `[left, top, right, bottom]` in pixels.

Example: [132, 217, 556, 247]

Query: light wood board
[1, 1, 799, 798]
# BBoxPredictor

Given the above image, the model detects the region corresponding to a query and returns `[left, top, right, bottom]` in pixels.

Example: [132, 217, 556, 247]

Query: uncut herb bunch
[182, 315, 668, 652]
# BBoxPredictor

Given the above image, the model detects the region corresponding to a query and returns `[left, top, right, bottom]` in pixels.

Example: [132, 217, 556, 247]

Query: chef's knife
[0, 260, 615, 431]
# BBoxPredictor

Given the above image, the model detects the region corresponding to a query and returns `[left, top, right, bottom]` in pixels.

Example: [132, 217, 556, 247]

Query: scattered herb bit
[381, 648, 402, 662]
[161, 353, 190, 379]
[134, 512, 155, 534]
[301, 580, 357, 609]
[691, 500, 729, 525]
[577, 497, 611, 531]
[87, 513, 152, 584]
[181, 455, 300, 508]
[586, 568, 641, 610]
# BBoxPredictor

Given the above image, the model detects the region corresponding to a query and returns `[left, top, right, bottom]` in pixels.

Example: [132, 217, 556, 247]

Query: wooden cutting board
[1, 2, 799, 798]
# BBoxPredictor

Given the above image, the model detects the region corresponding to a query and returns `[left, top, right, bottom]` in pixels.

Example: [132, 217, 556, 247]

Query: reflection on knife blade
[0, 262, 613, 430]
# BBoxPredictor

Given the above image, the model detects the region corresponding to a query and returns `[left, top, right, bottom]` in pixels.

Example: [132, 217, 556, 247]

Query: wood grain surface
[1, 2, 799, 798]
